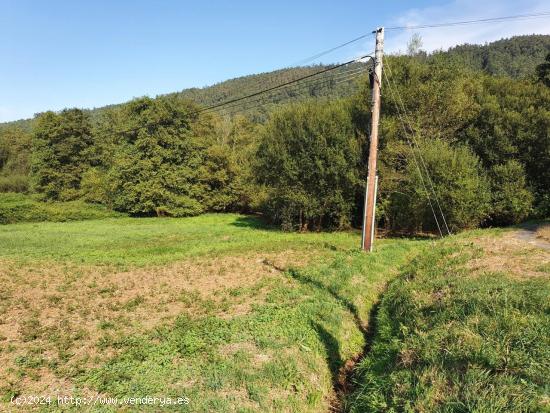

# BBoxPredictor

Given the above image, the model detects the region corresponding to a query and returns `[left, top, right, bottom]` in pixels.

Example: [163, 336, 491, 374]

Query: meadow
[0, 214, 425, 412]
[1, 214, 548, 412]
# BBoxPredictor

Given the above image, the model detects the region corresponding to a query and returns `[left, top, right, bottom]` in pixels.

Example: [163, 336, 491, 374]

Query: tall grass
[0, 174, 28, 193]
[347, 238, 550, 412]
[0, 192, 122, 224]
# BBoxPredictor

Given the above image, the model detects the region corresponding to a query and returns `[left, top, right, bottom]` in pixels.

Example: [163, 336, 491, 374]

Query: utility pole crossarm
[362, 27, 384, 252]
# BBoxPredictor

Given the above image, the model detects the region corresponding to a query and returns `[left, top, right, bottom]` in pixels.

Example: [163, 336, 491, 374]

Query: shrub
[0, 174, 29, 193]
[199, 144, 242, 212]
[489, 160, 533, 225]
[105, 97, 210, 216]
[30, 109, 93, 200]
[256, 100, 363, 230]
[534, 193, 550, 218]
[0, 126, 31, 178]
[79, 167, 110, 204]
[0, 193, 122, 224]
[155, 195, 203, 217]
[388, 139, 491, 233]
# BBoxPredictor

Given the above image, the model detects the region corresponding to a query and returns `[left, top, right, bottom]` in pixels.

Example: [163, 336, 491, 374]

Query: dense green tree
[199, 144, 241, 211]
[387, 139, 491, 233]
[0, 126, 31, 192]
[537, 53, 550, 87]
[376, 56, 479, 145]
[369, 56, 484, 232]
[30, 109, 93, 200]
[488, 160, 533, 225]
[369, 55, 549, 228]
[462, 76, 550, 213]
[199, 114, 262, 212]
[105, 96, 209, 216]
[256, 100, 363, 230]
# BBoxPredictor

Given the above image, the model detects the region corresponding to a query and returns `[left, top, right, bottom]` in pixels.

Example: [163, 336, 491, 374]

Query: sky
[1, 0, 549, 122]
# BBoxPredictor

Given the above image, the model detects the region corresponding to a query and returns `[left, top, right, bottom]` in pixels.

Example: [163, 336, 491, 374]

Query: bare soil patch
[536, 223, 550, 243]
[0, 250, 314, 398]
[466, 230, 550, 279]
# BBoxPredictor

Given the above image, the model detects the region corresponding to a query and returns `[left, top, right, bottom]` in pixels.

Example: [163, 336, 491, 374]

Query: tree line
[1, 50, 549, 233]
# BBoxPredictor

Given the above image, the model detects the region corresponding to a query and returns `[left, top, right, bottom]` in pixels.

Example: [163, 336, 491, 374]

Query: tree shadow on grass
[311, 321, 342, 383]
[287, 268, 366, 336]
[230, 215, 277, 231]
[285, 266, 384, 410]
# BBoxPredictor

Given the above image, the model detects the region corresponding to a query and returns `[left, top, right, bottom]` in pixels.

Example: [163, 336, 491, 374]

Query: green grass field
[347, 229, 550, 412]
[0, 213, 370, 266]
[0, 214, 425, 412]
[1, 215, 548, 412]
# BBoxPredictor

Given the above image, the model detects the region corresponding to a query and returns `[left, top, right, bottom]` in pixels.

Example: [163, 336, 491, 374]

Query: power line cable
[210, 65, 368, 113]
[288, 12, 550, 66]
[218, 67, 370, 118]
[381, 70, 444, 237]
[384, 59, 452, 235]
[332, 70, 371, 86]
[385, 11, 550, 31]
[115, 55, 373, 135]
[211, 64, 370, 115]
[220, 73, 368, 118]
[116, 53, 372, 133]
[293, 35, 376, 65]
[198, 55, 373, 114]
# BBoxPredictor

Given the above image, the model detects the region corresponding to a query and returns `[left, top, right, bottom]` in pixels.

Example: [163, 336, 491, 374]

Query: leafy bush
[79, 167, 110, 204]
[30, 109, 93, 201]
[199, 144, 246, 212]
[0, 126, 31, 193]
[534, 193, 550, 218]
[104, 96, 211, 217]
[387, 139, 491, 233]
[489, 160, 533, 225]
[256, 100, 363, 230]
[0, 174, 29, 193]
[0, 193, 122, 224]
[463, 76, 550, 209]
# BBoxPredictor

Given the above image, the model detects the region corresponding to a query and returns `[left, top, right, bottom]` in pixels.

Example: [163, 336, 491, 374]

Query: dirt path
[514, 223, 550, 250]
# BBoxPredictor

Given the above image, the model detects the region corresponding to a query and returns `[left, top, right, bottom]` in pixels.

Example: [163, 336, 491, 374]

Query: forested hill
[166, 62, 367, 122]
[132, 34, 550, 119]
[1, 34, 549, 130]
[0, 62, 367, 131]
[436, 34, 550, 78]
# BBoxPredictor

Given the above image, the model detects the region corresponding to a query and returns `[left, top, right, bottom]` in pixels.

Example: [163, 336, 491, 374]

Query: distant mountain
[434, 34, 550, 78]
[167, 62, 368, 122]
[2, 34, 549, 130]
[0, 62, 368, 131]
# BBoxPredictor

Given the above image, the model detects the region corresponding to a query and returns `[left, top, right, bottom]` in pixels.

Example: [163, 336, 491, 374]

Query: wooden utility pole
[362, 27, 384, 252]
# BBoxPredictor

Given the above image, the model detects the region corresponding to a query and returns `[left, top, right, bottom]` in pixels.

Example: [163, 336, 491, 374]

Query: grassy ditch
[347, 229, 550, 412]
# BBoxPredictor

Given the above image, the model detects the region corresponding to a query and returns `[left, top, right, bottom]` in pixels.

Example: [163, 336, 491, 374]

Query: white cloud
[378, 0, 550, 54]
